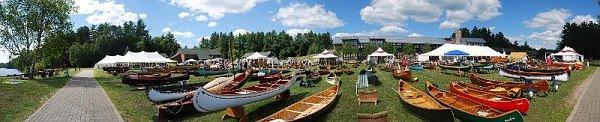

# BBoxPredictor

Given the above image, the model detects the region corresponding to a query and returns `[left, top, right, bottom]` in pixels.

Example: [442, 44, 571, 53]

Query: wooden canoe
[122, 73, 190, 86]
[396, 81, 454, 122]
[205, 70, 251, 93]
[191, 74, 300, 112]
[147, 82, 205, 103]
[439, 65, 471, 71]
[258, 85, 339, 122]
[499, 67, 569, 81]
[259, 73, 283, 84]
[454, 82, 521, 98]
[197, 68, 241, 76]
[326, 73, 339, 85]
[393, 69, 414, 82]
[470, 74, 550, 95]
[427, 82, 523, 122]
[449, 82, 530, 114]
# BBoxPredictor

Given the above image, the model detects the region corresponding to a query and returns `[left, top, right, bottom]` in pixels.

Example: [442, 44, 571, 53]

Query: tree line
[559, 21, 600, 59]
[199, 31, 333, 59]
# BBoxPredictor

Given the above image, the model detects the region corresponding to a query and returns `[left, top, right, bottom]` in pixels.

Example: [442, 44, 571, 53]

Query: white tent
[367, 47, 394, 63]
[418, 43, 506, 61]
[312, 50, 338, 59]
[245, 52, 268, 59]
[94, 51, 175, 68]
[94, 55, 124, 68]
[551, 46, 584, 62]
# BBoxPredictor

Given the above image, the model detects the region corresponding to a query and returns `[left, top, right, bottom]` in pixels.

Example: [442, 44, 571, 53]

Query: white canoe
[148, 88, 190, 102]
[499, 68, 569, 82]
[192, 74, 299, 112]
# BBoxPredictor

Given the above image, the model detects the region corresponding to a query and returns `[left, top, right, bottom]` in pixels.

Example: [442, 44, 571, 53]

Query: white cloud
[74, 0, 146, 25]
[168, 0, 267, 20]
[207, 22, 218, 27]
[570, 15, 597, 24]
[359, 0, 501, 30]
[522, 8, 572, 49]
[378, 25, 408, 34]
[233, 28, 250, 36]
[528, 30, 561, 42]
[439, 20, 460, 29]
[161, 27, 195, 38]
[286, 28, 311, 36]
[273, 3, 344, 28]
[178, 12, 191, 18]
[195, 15, 209, 22]
[523, 8, 571, 31]
[408, 33, 425, 38]
[360, 0, 441, 26]
[333, 25, 408, 37]
[466, 0, 502, 21]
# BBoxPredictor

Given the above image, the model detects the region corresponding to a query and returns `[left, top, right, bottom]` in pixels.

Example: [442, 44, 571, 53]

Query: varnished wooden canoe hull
[258, 85, 339, 122]
[399, 100, 455, 122]
[427, 83, 524, 122]
[450, 108, 523, 122]
[196, 68, 241, 76]
[450, 83, 530, 114]
[470, 74, 550, 94]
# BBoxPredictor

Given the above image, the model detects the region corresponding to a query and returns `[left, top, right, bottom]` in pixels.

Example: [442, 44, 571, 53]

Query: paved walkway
[26, 70, 123, 122]
[567, 68, 600, 122]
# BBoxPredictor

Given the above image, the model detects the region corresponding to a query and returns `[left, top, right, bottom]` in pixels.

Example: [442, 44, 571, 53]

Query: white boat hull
[148, 89, 191, 102]
[499, 69, 569, 82]
[327, 78, 338, 85]
[192, 75, 299, 112]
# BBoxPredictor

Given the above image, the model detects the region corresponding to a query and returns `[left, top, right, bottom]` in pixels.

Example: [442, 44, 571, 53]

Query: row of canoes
[395, 73, 554, 122]
[156, 72, 301, 118]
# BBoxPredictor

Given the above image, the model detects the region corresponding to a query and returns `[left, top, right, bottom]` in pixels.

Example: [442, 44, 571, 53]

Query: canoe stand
[221, 90, 291, 122]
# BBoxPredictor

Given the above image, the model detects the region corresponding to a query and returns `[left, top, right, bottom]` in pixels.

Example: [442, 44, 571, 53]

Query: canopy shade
[368, 47, 394, 57]
[551, 46, 584, 62]
[418, 43, 506, 61]
[94, 51, 175, 68]
[313, 49, 338, 59]
[245, 52, 268, 59]
[444, 50, 469, 56]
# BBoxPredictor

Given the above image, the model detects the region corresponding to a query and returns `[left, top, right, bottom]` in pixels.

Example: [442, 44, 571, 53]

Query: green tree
[382, 42, 396, 55]
[362, 43, 376, 56]
[154, 32, 181, 56]
[308, 43, 324, 55]
[68, 43, 99, 68]
[422, 44, 432, 53]
[0, 0, 74, 75]
[402, 44, 415, 55]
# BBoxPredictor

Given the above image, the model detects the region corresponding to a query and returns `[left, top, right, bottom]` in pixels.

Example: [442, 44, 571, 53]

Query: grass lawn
[0, 68, 81, 122]
[95, 65, 597, 121]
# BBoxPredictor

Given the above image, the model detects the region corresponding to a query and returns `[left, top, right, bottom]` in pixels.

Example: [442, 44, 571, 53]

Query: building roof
[243, 51, 272, 58]
[460, 38, 486, 44]
[170, 48, 221, 60]
[333, 36, 446, 45]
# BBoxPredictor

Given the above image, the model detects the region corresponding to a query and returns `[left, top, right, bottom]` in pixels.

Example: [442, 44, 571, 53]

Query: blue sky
[1, 0, 597, 63]
[68, 0, 598, 49]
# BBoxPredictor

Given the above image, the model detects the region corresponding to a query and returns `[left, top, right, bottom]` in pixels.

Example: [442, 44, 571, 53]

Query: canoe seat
[460, 105, 481, 110]
[357, 89, 378, 105]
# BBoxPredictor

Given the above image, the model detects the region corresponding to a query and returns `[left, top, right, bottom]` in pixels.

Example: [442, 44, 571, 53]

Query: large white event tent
[94, 51, 175, 68]
[551, 46, 584, 62]
[418, 43, 506, 61]
[367, 47, 394, 63]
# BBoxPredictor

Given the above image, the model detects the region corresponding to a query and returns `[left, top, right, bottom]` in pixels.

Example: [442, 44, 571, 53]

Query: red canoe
[449, 82, 530, 114]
